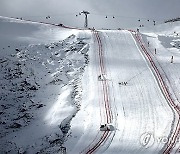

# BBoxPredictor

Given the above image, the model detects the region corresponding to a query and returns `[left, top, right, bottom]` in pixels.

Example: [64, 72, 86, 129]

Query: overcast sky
[0, 0, 179, 29]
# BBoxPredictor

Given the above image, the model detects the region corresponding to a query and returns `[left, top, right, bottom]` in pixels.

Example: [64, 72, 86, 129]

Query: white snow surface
[1, 16, 180, 154]
[65, 30, 174, 154]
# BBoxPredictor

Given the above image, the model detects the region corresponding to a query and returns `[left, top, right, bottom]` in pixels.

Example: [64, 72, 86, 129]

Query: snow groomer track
[132, 31, 180, 154]
[80, 30, 116, 154]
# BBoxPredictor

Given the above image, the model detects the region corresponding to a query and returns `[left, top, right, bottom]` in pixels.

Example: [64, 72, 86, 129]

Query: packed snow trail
[132, 31, 180, 154]
[81, 30, 116, 154]
[66, 29, 174, 153]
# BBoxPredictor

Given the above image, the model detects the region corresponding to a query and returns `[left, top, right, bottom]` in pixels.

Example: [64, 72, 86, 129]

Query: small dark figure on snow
[171, 56, 174, 63]
[119, 82, 128, 86]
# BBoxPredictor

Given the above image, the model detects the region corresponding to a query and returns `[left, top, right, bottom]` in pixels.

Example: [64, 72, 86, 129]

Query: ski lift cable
[20, 12, 80, 18]
[90, 12, 167, 21]
[89, 13, 166, 26]
[16, 11, 166, 22]
[14, 11, 167, 26]
[16, 11, 170, 22]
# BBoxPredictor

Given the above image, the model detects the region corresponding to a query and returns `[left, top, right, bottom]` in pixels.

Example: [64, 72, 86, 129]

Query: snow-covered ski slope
[1, 16, 180, 153]
[66, 30, 177, 153]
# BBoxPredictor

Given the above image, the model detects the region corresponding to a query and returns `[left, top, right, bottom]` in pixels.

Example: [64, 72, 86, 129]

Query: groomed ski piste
[0, 16, 180, 153]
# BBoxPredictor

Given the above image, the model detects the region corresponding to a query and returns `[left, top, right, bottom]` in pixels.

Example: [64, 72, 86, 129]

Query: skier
[171, 56, 174, 63]
[98, 75, 101, 81]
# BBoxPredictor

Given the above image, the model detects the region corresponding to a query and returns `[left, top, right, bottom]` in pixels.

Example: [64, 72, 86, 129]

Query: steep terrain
[0, 17, 89, 153]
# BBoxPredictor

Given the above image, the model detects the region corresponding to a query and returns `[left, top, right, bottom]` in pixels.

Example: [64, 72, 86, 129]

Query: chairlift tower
[81, 11, 90, 28]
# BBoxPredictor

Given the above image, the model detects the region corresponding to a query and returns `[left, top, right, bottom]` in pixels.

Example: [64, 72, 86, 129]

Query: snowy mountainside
[1, 15, 180, 154]
[142, 21, 180, 50]
[141, 21, 180, 103]
[0, 17, 89, 153]
[0, 16, 76, 50]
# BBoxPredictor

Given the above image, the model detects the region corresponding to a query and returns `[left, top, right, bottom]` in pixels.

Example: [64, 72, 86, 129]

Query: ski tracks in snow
[81, 30, 117, 154]
[131, 31, 180, 154]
